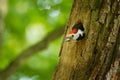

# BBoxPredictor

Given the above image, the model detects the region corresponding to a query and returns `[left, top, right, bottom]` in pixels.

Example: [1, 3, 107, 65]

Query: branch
[0, 0, 5, 54]
[0, 12, 3, 54]
[0, 27, 64, 80]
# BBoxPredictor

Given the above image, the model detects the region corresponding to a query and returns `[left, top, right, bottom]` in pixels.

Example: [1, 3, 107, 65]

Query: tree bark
[53, 0, 120, 80]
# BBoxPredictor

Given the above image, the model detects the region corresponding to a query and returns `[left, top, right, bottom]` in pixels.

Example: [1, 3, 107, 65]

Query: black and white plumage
[65, 23, 85, 42]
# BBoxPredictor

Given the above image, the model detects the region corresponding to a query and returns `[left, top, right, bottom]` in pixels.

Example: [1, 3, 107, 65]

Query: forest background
[0, 0, 72, 80]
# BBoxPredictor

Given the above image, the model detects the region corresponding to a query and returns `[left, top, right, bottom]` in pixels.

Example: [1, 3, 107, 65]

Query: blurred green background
[0, 0, 72, 80]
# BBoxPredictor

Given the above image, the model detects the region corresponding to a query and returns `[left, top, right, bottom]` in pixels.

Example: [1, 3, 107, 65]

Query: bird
[65, 22, 85, 42]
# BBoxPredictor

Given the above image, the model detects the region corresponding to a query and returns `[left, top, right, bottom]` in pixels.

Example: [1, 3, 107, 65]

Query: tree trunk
[0, 0, 7, 54]
[53, 0, 120, 80]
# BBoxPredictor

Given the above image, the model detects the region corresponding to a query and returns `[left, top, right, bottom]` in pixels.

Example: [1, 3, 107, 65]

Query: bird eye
[71, 35, 74, 37]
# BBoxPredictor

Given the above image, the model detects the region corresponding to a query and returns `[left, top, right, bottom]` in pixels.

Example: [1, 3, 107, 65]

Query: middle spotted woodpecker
[65, 22, 85, 42]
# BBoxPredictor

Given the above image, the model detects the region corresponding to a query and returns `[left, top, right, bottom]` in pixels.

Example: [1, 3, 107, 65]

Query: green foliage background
[1, 0, 72, 80]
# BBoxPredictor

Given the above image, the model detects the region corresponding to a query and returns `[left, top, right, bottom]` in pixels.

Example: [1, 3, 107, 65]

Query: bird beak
[64, 34, 73, 42]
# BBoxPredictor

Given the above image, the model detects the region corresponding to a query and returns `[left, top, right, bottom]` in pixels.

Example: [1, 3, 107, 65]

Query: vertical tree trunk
[0, 0, 7, 53]
[53, 0, 120, 80]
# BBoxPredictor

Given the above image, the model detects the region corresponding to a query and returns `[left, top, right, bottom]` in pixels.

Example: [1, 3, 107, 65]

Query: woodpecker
[65, 23, 85, 42]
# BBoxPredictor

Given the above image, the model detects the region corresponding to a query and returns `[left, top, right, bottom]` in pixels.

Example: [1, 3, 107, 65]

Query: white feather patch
[72, 29, 84, 40]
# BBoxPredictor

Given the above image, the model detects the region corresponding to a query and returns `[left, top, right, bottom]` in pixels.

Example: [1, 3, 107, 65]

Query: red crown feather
[69, 29, 78, 34]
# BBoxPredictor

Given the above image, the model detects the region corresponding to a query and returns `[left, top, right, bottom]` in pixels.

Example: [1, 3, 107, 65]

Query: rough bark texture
[53, 0, 120, 80]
